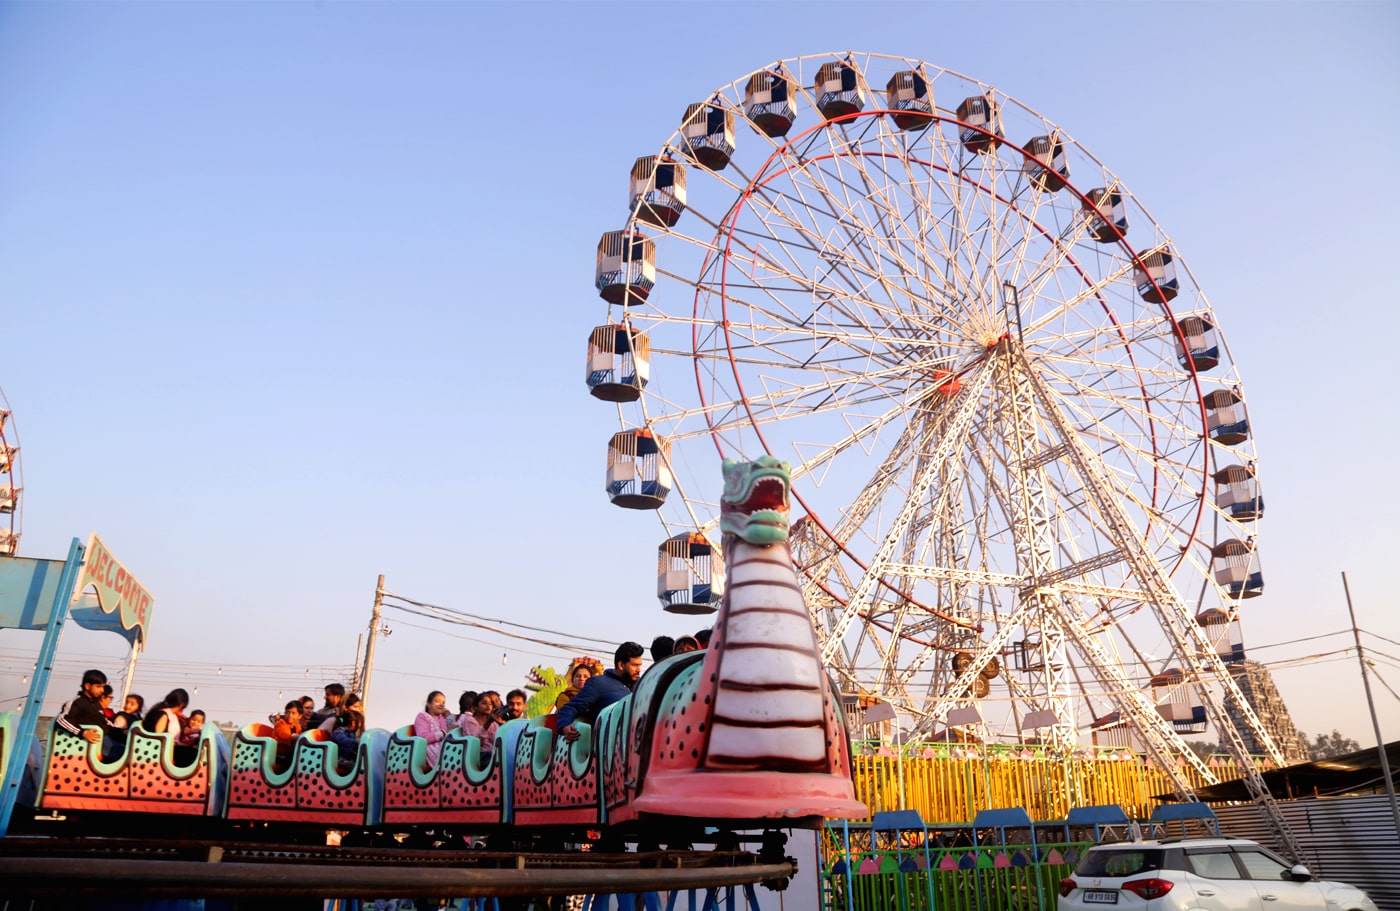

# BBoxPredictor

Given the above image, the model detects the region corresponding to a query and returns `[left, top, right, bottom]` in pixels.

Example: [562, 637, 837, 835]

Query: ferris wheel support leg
[1017, 348, 1303, 861]
[995, 344, 1209, 793]
[998, 336, 1077, 750]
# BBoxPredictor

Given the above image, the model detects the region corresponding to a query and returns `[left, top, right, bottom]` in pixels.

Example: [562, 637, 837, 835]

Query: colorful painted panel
[383, 726, 501, 825]
[225, 725, 384, 825]
[41, 724, 226, 815]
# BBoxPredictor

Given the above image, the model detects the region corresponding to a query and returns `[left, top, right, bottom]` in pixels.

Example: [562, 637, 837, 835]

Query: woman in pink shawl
[457, 691, 499, 757]
[414, 690, 454, 771]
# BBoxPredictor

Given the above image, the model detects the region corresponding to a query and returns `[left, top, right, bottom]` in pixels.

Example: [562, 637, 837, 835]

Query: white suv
[1058, 838, 1379, 911]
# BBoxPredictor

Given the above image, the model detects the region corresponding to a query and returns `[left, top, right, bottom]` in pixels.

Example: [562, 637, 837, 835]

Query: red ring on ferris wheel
[681, 108, 1209, 625]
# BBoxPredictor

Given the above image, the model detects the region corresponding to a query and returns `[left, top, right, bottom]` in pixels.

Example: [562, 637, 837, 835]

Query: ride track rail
[0, 837, 797, 899]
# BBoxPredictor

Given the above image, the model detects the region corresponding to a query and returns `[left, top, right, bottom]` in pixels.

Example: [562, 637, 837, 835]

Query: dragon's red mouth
[740, 477, 788, 513]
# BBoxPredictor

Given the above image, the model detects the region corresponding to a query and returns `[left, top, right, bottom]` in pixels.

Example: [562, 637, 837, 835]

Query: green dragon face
[720, 456, 792, 545]
[524, 665, 568, 719]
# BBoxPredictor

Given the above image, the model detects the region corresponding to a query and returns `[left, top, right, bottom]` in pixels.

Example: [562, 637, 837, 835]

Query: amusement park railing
[845, 743, 1268, 822]
[822, 744, 1275, 911]
[820, 808, 1091, 911]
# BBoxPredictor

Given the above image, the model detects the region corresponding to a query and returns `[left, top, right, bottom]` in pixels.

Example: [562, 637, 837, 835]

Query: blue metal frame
[0, 538, 85, 837]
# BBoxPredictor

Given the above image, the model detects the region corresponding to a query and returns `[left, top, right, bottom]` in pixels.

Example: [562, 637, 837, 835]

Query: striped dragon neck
[701, 535, 834, 772]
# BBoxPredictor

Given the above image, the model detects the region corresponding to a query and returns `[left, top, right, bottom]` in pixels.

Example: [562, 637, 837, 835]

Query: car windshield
[1077, 849, 1165, 878]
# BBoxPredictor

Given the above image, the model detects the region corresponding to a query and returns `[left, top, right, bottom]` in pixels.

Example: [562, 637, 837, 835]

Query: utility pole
[1342, 571, 1400, 841]
[360, 575, 385, 719]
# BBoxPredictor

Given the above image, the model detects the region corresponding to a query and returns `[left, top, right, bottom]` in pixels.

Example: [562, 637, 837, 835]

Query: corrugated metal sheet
[1216, 795, 1400, 910]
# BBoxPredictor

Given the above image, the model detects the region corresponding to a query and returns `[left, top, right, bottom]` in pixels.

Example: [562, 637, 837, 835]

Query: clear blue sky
[1, 2, 1396, 749]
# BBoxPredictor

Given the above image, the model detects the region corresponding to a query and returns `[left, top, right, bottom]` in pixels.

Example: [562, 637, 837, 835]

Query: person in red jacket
[272, 700, 304, 770]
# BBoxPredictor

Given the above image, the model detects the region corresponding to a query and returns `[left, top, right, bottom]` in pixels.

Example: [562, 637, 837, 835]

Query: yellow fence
[847, 747, 1263, 822]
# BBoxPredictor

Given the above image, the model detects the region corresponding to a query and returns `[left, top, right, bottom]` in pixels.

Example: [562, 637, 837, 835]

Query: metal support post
[0, 538, 86, 837]
[1342, 571, 1400, 842]
[119, 638, 140, 702]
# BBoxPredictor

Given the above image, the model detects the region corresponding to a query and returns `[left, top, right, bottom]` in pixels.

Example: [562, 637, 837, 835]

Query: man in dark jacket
[499, 688, 528, 722]
[308, 682, 345, 730]
[557, 641, 645, 743]
[57, 669, 117, 758]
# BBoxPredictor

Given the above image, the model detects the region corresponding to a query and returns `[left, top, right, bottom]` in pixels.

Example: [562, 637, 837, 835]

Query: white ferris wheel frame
[594, 52, 1282, 803]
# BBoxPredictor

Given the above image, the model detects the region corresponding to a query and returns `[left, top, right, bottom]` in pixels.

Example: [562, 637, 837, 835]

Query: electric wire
[384, 602, 614, 656]
[379, 590, 618, 648]
[385, 615, 584, 664]
[1363, 662, 1400, 707]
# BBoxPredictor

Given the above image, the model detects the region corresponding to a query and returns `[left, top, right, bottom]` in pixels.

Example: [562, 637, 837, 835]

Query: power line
[1362, 629, 1400, 650]
[380, 590, 617, 649]
[1242, 630, 1352, 652]
[385, 616, 579, 664]
[384, 601, 614, 655]
[1364, 662, 1400, 707]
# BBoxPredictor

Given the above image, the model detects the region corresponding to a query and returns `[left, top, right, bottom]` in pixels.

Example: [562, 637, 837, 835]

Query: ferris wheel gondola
[584, 52, 1282, 797]
[0, 390, 22, 557]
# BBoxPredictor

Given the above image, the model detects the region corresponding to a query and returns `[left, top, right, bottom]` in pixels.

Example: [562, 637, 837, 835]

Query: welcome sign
[70, 533, 154, 648]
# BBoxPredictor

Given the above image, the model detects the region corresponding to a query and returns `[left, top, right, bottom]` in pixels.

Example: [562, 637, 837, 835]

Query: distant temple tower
[1224, 660, 1311, 764]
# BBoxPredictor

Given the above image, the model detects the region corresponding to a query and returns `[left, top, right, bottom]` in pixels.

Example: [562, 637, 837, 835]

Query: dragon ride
[7, 457, 865, 839]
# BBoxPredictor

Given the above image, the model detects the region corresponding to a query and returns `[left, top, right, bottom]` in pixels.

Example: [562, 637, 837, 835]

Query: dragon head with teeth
[720, 455, 792, 545]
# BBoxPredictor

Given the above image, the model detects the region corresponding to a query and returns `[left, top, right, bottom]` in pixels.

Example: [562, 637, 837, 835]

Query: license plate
[1084, 891, 1119, 904]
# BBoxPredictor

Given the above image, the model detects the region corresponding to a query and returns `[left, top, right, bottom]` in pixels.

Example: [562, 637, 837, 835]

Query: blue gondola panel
[1204, 389, 1249, 445]
[1212, 538, 1263, 599]
[1150, 668, 1208, 735]
[629, 156, 687, 229]
[1023, 133, 1069, 192]
[680, 102, 735, 171]
[1083, 188, 1128, 242]
[1196, 608, 1245, 664]
[1214, 464, 1264, 522]
[1135, 246, 1180, 304]
[587, 324, 650, 403]
[1173, 315, 1219, 371]
[606, 429, 671, 510]
[595, 230, 655, 306]
[657, 532, 723, 615]
[814, 60, 868, 120]
[744, 69, 798, 138]
[956, 94, 1003, 153]
[885, 68, 933, 131]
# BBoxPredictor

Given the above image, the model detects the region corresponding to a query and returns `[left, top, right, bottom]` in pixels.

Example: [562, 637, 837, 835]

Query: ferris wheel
[585, 52, 1278, 786]
[0, 387, 20, 557]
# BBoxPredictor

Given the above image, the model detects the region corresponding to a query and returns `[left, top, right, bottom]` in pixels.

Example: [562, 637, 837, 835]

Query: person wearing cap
[57, 669, 118, 760]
